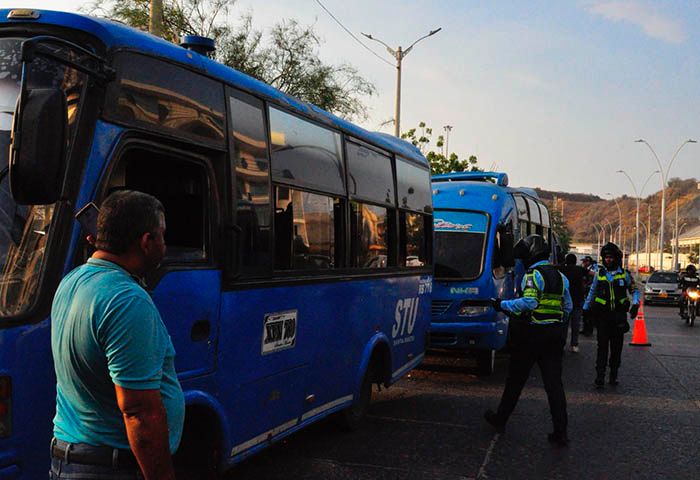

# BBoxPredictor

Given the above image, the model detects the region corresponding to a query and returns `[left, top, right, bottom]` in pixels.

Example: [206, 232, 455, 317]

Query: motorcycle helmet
[513, 234, 550, 268]
[687, 264, 697, 276]
[600, 242, 622, 268]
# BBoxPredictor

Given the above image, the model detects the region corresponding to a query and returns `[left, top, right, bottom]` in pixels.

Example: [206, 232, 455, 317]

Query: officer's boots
[609, 369, 619, 386]
[594, 373, 605, 389]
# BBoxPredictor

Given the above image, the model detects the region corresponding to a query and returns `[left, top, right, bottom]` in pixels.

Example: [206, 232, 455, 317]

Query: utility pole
[149, 0, 164, 37]
[362, 28, 442, 137]
[648, 204, 652, 269]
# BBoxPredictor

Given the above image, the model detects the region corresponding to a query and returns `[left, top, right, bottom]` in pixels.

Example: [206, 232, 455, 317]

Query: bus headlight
[457, 304, 490, 316]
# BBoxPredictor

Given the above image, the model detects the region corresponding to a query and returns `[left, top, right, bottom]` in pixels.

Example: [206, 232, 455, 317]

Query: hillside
[536, 178, 700, 247]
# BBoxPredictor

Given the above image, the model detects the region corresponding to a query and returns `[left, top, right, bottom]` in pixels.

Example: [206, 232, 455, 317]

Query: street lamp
[443, 125, 453, 159]
[675, 222, 688, 270]
[604, 220, 614, 243]
[592, 224, 604, 255]
[635, 138, 696, 270]
[616, 169, 660, 275]
[606, 193, 623, 245]
[362, 28, 442, 137]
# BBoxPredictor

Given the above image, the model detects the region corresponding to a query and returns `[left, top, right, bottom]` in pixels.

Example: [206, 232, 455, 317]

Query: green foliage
[550, 207, 572, 253]
[401, 122, 480, 174]
[84, 0, 375, 121]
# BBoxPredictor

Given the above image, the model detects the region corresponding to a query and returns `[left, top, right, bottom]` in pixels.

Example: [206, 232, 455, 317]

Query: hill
[536, 178, 700, 248]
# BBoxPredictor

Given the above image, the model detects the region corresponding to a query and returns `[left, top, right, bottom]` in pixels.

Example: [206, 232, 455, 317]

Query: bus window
[540, 203, 550, 228]
[269, 108, 345, 195]
[396, 159, 432, 213]
[274, 188, 341, 271]
[346, 141, 395, 205]
[433, 210, 488, 279]
[106, 149, 210, 262]
[351, 202, 393, 268]
[229, 91, 272, 278]
[514, 195, 529, 238]
[401, 212, 429, 267]
[526, 197, 541, 226]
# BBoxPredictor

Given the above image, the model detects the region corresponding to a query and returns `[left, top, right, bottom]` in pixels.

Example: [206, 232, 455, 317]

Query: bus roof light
[180, 35, 216, 57]
[8, 9, 41, 20]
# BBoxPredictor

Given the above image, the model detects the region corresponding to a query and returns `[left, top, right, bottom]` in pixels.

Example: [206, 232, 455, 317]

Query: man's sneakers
[547, 432, 570, 447]
[483, 410, 505, 433]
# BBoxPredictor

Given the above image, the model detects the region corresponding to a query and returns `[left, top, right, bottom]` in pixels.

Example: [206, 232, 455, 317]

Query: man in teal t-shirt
[51, 191, 184, 480]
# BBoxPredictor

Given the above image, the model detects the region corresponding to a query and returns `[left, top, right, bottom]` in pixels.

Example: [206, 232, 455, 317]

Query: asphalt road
[222, 305, 700, 479]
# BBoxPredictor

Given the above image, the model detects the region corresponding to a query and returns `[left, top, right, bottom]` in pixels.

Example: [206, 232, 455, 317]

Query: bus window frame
[94, 136, 223, 289]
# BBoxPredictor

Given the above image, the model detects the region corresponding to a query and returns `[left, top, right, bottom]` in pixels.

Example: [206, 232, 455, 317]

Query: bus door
[101, 142, 222, 378]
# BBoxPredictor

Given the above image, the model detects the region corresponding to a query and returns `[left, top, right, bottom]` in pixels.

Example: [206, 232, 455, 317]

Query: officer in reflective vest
[583, 242, 639, 388]
[485, 234, 573, 447]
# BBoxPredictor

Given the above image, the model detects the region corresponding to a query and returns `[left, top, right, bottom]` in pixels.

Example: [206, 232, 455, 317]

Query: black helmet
[600, 242, 622, 267]
[687, 264, 697, 275]
[514, 234, 550, 267]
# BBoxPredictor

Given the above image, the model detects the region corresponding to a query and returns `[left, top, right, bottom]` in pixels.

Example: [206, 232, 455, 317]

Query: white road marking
[476, 433, 500, 480]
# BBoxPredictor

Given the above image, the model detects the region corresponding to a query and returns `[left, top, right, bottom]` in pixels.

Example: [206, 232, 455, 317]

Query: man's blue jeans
[50, 458, 143, 479]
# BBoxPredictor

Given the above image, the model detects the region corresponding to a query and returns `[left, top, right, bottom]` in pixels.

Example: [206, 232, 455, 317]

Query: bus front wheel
[476, 349, 495, 375]
[335, 364, 374, 431]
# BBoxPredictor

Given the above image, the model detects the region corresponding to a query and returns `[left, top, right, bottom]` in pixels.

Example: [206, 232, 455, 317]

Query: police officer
[679, 264, 699, 318]
[583, 242, 639, 388]
[484, 234, 573, 446]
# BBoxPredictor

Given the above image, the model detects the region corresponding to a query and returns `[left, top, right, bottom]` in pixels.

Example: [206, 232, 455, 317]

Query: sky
[7, 0, 700, 197]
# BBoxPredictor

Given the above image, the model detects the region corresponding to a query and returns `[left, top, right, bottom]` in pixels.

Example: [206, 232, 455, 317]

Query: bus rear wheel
[335, 364, 374, 431]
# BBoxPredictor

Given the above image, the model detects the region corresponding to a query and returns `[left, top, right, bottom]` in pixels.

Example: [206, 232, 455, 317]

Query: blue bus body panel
[217, 274, 430, 465]
[0, 9, 426, 167]
[431, 180, 516, 351]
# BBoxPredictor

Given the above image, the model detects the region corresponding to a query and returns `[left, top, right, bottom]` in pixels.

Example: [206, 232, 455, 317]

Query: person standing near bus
[485, 234, 573, 447]
[559, 253, 587, 352]
[583, 242, 639, 389]
[50, 191, 184, 480]
[579, 256, 596, 336]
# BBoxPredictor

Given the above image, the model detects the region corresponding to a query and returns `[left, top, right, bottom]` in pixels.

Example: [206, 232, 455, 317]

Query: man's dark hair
[95, 190, 164, 254]
[565, 253, 577, 266]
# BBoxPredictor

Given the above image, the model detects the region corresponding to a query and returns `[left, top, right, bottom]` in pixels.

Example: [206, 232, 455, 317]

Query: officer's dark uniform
[583, 243, 639, 387]
[484, 235, 572, 446]
[679, 265, 699, 318]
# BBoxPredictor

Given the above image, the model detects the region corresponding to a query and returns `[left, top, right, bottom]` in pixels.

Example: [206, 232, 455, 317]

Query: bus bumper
[429, 319, 508, 351]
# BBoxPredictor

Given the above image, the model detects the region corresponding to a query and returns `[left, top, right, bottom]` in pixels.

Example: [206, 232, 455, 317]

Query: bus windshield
[0, 37, 86, 317]
[434, 210, 489, 280]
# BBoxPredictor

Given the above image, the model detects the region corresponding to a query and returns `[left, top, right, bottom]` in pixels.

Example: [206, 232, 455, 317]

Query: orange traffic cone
[629, 298, 651, 346]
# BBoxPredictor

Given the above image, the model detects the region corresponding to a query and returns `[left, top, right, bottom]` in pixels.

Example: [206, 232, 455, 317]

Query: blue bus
[0, 9, 434, 477]
[429, 172, 554, 373]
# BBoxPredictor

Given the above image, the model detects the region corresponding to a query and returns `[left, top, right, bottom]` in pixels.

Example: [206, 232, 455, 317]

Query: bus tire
[334, 363, 374, 431]
[476, 349, 495, 375]
[174, 406, 222, 479]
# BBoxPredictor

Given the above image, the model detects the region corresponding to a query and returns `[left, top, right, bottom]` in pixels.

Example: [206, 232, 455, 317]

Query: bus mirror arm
[499, 230, 516, 269]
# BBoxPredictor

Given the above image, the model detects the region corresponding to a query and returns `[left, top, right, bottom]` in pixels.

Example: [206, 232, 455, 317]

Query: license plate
[659, 291, 668, 298]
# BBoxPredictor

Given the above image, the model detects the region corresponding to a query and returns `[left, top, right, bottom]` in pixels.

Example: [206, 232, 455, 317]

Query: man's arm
[626, 271, 640, 305]
[115, 385, 176, 480]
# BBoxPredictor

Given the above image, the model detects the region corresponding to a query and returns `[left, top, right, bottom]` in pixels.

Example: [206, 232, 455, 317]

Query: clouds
[586, 1, 686, 44]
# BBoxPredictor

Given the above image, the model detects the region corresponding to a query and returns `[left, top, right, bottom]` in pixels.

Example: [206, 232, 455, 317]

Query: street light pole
[607, 193, 623, 245]
[635, 139, 696, 270]
[616, 169, 660, 274]
[675, 222, 688, 270]
[362, 28, 442, 137]
[443, 125, 453, 159]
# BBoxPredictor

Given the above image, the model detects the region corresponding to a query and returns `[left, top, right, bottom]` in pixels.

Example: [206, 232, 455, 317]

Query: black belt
[51, 439, 138, 469]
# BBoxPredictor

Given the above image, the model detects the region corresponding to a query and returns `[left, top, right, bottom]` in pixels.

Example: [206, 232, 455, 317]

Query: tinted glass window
[274, 188, 340, 270]
[401, 212, 428, 267]
[351, 202, 392, 268]
[346, 141, 395, 205]
[514, 196, 528, 220]
[107, 53, 225, 145]
[434, 211, 488, 279]
[540, 203, 550, 227]
[230, 91, 272, 277]
[648, 272, 678, 283]
[396, 159, 431, 213]
[269, 108, 344, 195]
[526, 197, 541, 224]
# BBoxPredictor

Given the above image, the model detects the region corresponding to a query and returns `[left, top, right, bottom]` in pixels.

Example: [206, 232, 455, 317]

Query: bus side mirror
[10, 87, 67, 205]
[499, 231, 516, 268]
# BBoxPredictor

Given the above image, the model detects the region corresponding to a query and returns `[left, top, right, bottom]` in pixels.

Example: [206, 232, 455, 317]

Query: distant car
[644, 271, 680, 305]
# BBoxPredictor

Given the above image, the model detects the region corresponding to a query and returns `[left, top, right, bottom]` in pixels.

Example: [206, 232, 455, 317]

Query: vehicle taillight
[0, 376, 11, 437]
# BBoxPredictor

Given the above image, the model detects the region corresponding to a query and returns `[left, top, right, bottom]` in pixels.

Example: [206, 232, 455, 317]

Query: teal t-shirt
[51, 258, 185, 452]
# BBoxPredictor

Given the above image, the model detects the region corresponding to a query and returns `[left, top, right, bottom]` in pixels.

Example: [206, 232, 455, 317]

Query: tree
[549, 208, 572, 254]
[401, 122, 480, 174]
[85, 0, 376, 121]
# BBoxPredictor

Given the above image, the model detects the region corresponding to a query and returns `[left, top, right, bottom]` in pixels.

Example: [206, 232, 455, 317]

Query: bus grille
[431, 300, 452, 316]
